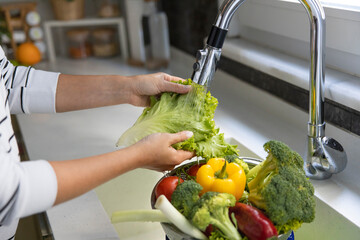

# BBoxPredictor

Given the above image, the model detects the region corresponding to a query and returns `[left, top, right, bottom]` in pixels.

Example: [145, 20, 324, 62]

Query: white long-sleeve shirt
[0, 47, 59, 239]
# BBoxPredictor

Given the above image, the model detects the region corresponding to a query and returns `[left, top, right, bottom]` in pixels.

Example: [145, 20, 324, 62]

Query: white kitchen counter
[16, 48, 360, 239]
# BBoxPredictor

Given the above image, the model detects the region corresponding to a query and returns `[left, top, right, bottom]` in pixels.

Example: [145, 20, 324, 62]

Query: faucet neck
[299, 0, 326, 138]
[214, 0, 247, 30]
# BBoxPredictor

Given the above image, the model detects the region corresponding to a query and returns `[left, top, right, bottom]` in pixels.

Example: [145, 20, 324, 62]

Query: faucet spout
[191, 0, 347, 179]
[191, 0, 246, 86]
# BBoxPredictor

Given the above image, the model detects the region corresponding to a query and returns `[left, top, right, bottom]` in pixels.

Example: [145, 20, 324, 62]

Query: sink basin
[228, 138, 360, 240]
[295, 197, 360, 239]
[95, 168, 165, 239]
[96, 137, 360, 239]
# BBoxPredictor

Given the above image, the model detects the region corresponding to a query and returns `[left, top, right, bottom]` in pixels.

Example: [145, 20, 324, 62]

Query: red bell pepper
[229, 202, 278, 240]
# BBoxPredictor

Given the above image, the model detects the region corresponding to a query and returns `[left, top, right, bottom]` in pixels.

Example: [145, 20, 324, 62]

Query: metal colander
[150, 157, 269, 240]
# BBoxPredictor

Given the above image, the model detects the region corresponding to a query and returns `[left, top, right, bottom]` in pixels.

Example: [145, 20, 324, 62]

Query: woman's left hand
[128, 72, 191, 107]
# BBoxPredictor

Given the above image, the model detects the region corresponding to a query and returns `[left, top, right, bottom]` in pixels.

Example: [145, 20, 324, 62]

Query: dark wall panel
[160, 0, 218, 56]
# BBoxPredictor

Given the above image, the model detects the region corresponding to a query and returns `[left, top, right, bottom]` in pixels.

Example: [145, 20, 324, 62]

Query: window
[223, 0, 360, 77]
[281, 0, 360, 10]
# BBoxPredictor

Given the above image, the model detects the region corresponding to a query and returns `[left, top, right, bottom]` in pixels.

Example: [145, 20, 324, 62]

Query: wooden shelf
[0, 2, 37, 56]
[43, 17, 128, 61]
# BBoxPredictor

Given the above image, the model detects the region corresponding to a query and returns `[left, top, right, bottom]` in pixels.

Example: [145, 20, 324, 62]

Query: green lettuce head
[116, 79, 238, 159]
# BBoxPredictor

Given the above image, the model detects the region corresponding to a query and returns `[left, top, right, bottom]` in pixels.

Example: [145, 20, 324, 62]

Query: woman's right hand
[127, 72, 191, 107]
[129, 131, 195, 172]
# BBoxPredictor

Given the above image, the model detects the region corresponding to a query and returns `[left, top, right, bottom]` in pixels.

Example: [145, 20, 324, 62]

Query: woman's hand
[55, 72, 190, 112]
[129, 131, 195, 171]
[128, 72, 191, 107]
[50, 131, 194, 205]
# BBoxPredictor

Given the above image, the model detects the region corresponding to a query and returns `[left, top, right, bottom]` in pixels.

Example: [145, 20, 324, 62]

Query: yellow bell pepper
[196, 158, 246, 200]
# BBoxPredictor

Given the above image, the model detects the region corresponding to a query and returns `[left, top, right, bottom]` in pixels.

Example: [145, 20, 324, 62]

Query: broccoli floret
[238, 190, 249, 204]
[171, 180, 203, 218]
[247, 140, 303, 182]
[190, 192, 241, 240]
[209, 228, 227, 240]
[225, 154, 250, 174]
[247, 140, 315, 234]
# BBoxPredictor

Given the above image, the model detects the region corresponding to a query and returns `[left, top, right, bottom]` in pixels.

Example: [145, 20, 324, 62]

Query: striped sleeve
[0, 48, 60, 114]
[0, 152, 58, 225]
[0, 46, 58, 229]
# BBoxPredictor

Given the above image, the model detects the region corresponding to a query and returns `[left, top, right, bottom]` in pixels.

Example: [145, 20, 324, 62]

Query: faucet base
[304, 159, 333, 180]
[304, 136, 347, 180]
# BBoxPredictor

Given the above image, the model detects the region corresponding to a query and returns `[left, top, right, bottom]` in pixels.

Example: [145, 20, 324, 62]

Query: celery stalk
[111, 209, 170, 223]
[155, 195, 208, 240]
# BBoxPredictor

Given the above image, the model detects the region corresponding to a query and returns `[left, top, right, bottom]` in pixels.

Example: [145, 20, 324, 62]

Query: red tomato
[155, 176, 184, 201]
[187, 163, 205, 177]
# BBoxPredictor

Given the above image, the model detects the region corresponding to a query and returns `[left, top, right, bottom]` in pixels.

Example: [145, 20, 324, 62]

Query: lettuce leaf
[116, 79, 238, 159]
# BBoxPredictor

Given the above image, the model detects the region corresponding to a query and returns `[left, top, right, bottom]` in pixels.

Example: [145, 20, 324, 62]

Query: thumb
[169, 131, 193, 145]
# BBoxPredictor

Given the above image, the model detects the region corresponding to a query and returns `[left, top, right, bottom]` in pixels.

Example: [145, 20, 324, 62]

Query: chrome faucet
[191, 0, 347, 179]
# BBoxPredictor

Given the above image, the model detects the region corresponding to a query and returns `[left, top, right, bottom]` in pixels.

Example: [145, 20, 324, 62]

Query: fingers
[138, 131, 195, 172]
[160, 78, 190, 95]
[162, 73, 184, 82]
[168, 131, 195, 165]
[168, 131, 193, 145]
[176, 150, 196, 162]
[164, 81, 191, 94]
[158, 73, 190, 93]
[134, 72, 190, 96]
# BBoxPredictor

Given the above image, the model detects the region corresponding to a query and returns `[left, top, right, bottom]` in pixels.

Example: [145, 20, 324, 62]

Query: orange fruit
[16, 42, 41, 66]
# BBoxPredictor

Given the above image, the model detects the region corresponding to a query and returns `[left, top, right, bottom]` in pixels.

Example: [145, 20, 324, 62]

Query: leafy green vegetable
[116, 79, 238, 159]
[247, 140, 316, 234]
